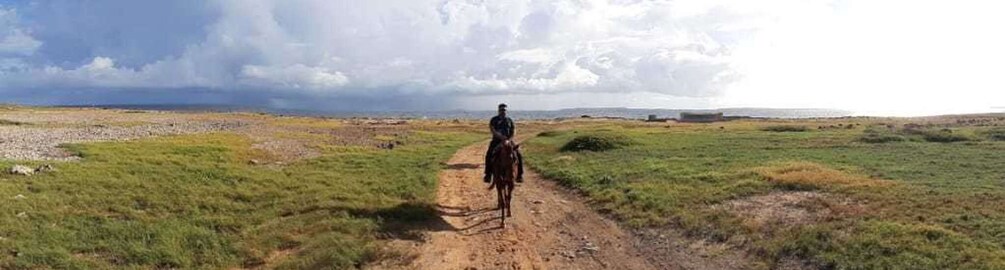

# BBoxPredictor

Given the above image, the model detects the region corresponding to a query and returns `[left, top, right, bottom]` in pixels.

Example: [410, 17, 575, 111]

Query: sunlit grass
[0, 128, 480, 269]
[525, 117, 1005, 269]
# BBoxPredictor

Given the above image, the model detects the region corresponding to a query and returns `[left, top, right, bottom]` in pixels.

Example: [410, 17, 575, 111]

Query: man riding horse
[484, 103, 524, 183]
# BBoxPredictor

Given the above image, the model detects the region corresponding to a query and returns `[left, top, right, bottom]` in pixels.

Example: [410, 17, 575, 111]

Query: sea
[64, 105, 852, 120]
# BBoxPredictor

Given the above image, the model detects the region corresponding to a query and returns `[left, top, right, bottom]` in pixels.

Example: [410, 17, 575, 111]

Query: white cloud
[0, 0, 742, 99]
[240, 64, 349, 91]
[0, 0, 1001, 115]
[82, 57, 115, 71]
[0, 7, 41, 56]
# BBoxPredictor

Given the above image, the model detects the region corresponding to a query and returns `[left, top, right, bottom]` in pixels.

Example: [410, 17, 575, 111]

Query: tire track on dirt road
[374, 141, 658, 270]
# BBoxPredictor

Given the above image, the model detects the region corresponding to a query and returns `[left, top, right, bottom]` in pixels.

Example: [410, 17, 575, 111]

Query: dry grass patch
[715, 191, 864, 230]
[753, 162, 892, 190]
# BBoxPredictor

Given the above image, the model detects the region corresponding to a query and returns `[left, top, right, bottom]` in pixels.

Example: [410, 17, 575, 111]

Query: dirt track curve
[376, 141, 658, 270]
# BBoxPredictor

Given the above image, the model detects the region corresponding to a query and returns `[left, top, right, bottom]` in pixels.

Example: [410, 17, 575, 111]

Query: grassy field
[0, 117, 482, 269]
[524, 116, 1005, 269]
[6, 108, 1005, 269]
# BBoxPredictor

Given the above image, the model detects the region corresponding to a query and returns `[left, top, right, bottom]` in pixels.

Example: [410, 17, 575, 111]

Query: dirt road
[379, 141, 658, 270]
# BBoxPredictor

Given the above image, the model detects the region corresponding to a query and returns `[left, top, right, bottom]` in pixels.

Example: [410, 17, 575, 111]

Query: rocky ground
[0, 107, 429, 162]
[0, 108, 253, 160]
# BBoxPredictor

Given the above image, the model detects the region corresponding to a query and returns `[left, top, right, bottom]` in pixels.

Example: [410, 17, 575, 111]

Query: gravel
[1, 108, 417, 162]
[0, 121, 249, 160]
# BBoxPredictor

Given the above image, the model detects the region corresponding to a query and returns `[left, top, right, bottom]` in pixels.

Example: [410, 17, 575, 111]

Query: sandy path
[394, 141, 657, 270]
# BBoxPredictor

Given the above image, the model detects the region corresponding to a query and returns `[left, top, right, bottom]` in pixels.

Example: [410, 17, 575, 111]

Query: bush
[537, 130, 564, 137]
[0, 119, 28, 126]
[987, 128, 1005, 141]
[859, 127, 905, 143]
[761, 125, 809, 132]
[560, 135, 630, 152]
[860, 133, 905, 143]
[898, 127, 970, 143]
[921, 131, 970, 143]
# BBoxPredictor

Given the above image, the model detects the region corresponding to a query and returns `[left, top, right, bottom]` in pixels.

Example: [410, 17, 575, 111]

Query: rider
[484, 103, 524, 183]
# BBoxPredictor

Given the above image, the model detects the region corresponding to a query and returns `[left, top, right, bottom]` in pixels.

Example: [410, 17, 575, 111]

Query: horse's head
[500, 140, 520, 158]
[491, 140, 521, 182]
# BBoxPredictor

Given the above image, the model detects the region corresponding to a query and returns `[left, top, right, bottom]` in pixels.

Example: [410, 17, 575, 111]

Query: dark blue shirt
[490, 115, 514, 139]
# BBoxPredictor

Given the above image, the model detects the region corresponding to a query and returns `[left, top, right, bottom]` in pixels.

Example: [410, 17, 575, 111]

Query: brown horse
[488, 139, 520, 228]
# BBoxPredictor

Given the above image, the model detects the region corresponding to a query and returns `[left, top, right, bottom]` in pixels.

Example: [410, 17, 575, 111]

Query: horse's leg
[496, 181, 503, 210]
[497, 183, 506, 228]
[506, 182, 514, 217]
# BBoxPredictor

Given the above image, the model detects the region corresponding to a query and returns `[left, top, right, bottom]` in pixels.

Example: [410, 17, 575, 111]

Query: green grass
[524, 120, 1005, 269]
[0, 130, 480, 269]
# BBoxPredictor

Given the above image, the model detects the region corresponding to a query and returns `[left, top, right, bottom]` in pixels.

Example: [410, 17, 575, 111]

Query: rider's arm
[507, 118, 515, 138]
[490, 119, 506, 140]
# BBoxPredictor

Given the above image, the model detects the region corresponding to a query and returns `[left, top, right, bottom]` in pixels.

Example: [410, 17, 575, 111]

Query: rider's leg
[516, 150, 524, 182]
[484, 140, 499, 183]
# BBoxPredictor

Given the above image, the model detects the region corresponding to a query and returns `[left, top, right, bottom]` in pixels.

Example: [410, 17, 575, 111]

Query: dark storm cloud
[0, 0, 753, 110]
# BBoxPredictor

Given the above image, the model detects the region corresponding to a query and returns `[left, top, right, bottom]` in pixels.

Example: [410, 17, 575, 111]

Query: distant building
[679, 112, 724, 123]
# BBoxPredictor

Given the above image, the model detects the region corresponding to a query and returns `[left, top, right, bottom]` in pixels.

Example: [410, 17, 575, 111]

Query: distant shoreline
[42, 104, 854, 120]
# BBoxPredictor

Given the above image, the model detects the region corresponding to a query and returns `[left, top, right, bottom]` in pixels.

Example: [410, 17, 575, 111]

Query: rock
[248, 159, 261, 165]
[532, 200, 544, 204]
[35, 164, 55, 173]
[9, 165, 33, 176]
[560, 250, 577, 259]
[13, 194, 25, 200]
[16, 212, 27, 218]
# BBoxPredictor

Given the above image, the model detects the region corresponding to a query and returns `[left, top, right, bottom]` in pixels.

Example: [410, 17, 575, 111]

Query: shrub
[761, 125, 809, 132]
[860, 133, 905, 143]
[987, 128, 1005, 141]
[897, 127, 971, 143]
[0, 119, 28, 126]
[537, 130, 564, 137]
[560, 134, 630, 152]
[914, 129, 970, 143]
[859, 127, 905, 143]
[921, 132, 968, 143]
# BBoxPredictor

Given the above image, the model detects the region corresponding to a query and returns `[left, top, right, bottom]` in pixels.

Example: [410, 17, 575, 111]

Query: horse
[488, 139, 520, 228]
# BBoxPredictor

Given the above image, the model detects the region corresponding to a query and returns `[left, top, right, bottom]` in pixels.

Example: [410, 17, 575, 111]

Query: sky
[0, 0, 1003, 116]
